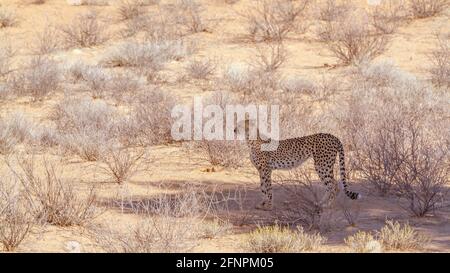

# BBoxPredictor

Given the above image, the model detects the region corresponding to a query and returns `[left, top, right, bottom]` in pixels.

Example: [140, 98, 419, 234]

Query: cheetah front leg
[256, 169, 273, 211]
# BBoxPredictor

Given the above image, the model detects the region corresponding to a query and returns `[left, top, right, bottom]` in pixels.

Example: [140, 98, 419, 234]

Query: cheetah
[235, 119, 360, 211]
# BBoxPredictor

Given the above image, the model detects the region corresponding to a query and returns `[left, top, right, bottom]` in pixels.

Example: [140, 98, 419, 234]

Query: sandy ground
[0, 0, 449, 252]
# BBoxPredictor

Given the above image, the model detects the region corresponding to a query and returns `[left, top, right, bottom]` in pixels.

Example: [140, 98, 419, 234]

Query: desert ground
[0, 0, 449, 253]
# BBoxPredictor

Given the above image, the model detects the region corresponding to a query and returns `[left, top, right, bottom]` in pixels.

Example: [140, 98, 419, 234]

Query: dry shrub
[108, 72, 144, 103]
[186, 58, 216, 80]
[428, 34, 449, 88]
[187, 91, 246, 168]
[0, 83, 7, 100]
[345, 231, 381, 253]
[350, 118, 405, 196]
[276, 168, 327, 230]
[345, 221, 429, 252]
[281, 74, 340, 104]
[409, 0, 449, 18]
[0, 177, 34, 251]
[317, 0, 352, 23]
[117, 0, 144, 21]
[7, 56, 60, 101]
[193, 140, 245, 168]
[243, 224, 325, 253]
[252, 42, 287, 72]
[0, 112, 33, 144]
[7, 156, 99, 227]
[98, 147, 149, 184]
[0, 120, 18, 155]
[0, 113, 58, 153]
[60, 11, 108, 48]
[93, 185, 215, 252]
[210, 186, 251, 226]
[80, 0, 110, 5]
[370, 0, 409, 34]
[137, 0, 159, 5]
[281, 76, 316, 94]
[119, 89, 176, 146]
[82, 67, 111, 99]
[64, 61, 89, 84]
[377, 220, 430, 251]
[169, 0, 209, 34]
[101, 40, 189, 80]
[221, 0, 239, 4]
[28, 124, 59, 149]
[23, 0, 47, 4]
[31, 23, 61, 55]
[393, 121, 449, 217]
[59, 129, 112, 161]
[198, 219, 232, 239]
[336, 192, 361, 227]
[339, 61, 449, 216]
[52, 97, 116, 136]
[222, 63, 278, 101]
[64, 0, 109, 6]
[120, 9, 181, 40]
[0, 41, 15, 79]
[241, 0, 310, 42]
[52, 97, 118, 161]
[0, 8, 18, 28]
[317, 7, 388, 65]
[65, 63, 143, 101]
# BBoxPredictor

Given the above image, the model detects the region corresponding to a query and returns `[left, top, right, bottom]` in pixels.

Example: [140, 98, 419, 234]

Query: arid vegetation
[0, 0, 448, 253]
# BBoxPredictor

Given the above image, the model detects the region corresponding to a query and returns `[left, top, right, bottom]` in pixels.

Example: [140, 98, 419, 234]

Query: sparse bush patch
[281, 76, 316, 94]
[52, 97, 119, 161]
[0, 177, 34, 251]
[244, 224, 325, 253]
[0, 41, 14, 79]
[428, 35, 449, 88]
[345, 231, 381, 253]
[317, 8, 389, 65]
[241, 0, 310, 42]
[117, 0, 144, 21]
[31, 24, 61, 55]
[378, 220, 430, 251]
[409, 0, 448, 18]
[8, 56, 60, 101]
[252, 42, 287, 72]
[124, 89, 176, 146]
[339, 62, 449, 206]
[7, 156, 99, 227]
[370, 0, 409, 34]
[0, 121, 17, 155]
[81, 66, 111, 99]
[101, 40, 189, 80]
[186, 58, 216, 80]
[98, 146, 148, 184]
[93, 186, 213, 252]
[60, 11, 108, 48]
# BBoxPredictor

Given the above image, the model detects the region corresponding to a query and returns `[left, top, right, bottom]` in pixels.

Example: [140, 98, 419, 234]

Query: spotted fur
[237, 121, 360, 210]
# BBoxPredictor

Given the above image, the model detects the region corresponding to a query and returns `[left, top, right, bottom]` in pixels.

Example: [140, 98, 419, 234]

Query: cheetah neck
[246, 131, 268, 151]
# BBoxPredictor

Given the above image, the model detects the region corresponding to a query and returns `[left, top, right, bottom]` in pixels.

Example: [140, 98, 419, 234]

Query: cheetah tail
[338, 144, 361, 200]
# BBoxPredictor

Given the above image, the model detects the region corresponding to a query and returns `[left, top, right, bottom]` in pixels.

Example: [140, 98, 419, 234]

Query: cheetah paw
[255, 202, 273, 211]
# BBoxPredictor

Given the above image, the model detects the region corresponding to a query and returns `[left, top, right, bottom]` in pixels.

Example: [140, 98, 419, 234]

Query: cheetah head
[233, 118, 257, 140]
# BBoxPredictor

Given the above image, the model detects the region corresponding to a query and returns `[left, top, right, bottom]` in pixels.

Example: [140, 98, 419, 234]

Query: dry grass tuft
[243, 224, 325, 253]
[378, 220, 430, 251]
